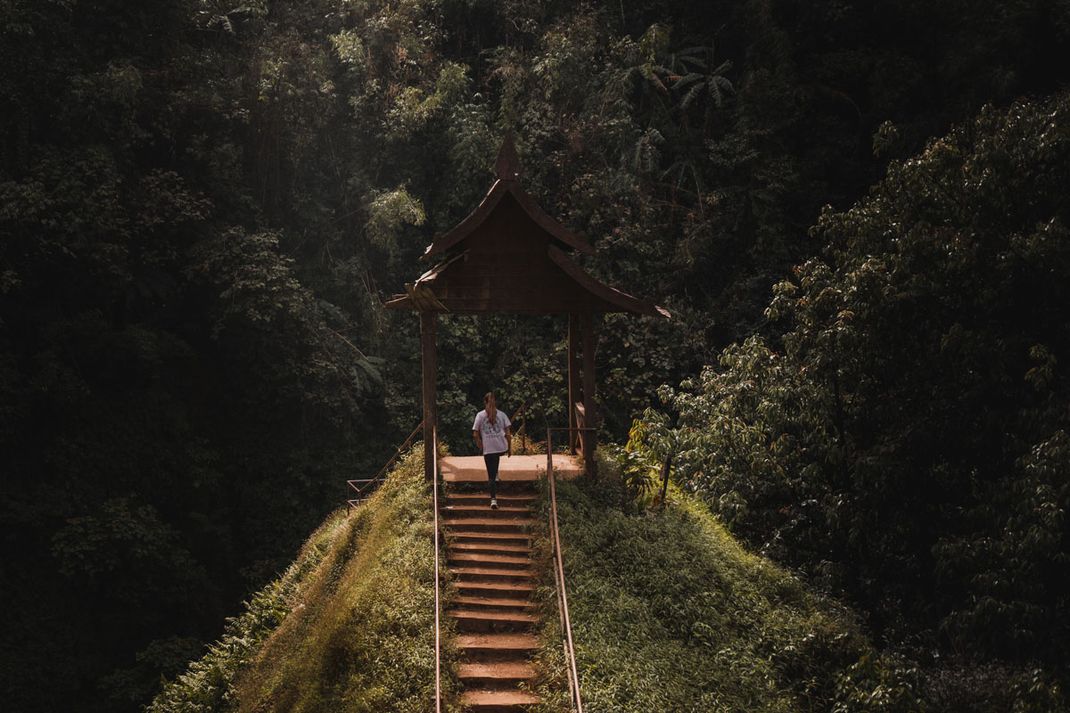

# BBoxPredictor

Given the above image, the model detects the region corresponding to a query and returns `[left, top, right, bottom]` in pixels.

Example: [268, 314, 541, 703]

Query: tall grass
[148, 448, 457, 713]
[531, 461, 923, 712]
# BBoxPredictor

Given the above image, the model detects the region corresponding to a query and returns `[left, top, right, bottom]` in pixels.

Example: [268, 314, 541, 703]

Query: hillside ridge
[150, 448, 893, 712]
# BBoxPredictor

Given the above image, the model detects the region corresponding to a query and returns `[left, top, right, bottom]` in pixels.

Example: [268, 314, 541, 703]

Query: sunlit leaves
[386, 61, 469, 133]
[365, 188, 426, 249]
[330, 28, 366, 69]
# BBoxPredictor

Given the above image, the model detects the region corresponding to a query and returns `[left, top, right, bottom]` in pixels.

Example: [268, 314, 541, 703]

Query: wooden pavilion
[385, 136, 668, 479]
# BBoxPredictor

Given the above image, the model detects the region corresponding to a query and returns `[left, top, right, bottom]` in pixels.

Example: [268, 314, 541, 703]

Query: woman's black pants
[483, 452, 506, 498]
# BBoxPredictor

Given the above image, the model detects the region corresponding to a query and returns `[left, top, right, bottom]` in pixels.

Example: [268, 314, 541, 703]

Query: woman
[472, 391, 512, 509]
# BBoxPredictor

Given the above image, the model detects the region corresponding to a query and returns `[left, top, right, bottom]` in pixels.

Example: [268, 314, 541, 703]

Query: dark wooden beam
[567, 313, 580, 454]
[580, 311, 597, 473]
[421, 311, 438, 480]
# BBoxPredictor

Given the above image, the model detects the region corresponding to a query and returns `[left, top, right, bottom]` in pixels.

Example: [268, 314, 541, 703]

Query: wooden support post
[580, 312, 597, 474]
[421, 311, 438, 480]
[659, 452, 673, 510]
[567, 313, 580, 455]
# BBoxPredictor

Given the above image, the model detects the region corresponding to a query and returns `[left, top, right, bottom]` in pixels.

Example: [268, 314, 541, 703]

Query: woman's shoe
[490, 498, 498, 509]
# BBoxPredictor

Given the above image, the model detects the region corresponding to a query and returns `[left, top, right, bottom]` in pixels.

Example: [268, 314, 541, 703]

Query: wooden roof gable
[422, 135, 595, 259]
[384, 136, 669, 318]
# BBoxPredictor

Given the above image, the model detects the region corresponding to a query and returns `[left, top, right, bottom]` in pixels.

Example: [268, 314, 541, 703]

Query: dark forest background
[2, 0, 1069, 710]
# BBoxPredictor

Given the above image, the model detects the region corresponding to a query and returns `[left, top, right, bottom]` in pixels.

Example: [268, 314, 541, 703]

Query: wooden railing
[347, 420, 425, 513]
[546, 426, 595, 713]
[431, 424, 442, 713]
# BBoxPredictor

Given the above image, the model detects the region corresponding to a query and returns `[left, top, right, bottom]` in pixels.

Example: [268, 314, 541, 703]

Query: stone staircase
[443, 484, 541, 712]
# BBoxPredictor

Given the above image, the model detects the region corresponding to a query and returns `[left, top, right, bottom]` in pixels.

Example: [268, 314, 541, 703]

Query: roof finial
[494, 132, 521, 182]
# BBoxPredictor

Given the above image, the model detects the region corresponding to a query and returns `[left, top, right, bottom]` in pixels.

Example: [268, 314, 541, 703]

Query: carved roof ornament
[494, 132, 522, 182]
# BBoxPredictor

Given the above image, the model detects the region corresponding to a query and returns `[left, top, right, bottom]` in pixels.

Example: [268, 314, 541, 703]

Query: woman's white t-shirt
[473, 410, 511, 454]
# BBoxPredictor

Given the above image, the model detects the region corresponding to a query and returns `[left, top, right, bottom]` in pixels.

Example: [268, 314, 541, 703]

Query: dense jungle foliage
[639, 92, 1070, 706]
[2, 0, 1069, 710]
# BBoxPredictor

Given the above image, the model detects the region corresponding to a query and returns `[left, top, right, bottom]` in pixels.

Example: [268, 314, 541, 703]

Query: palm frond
[679, 55, 708, 71]
[672, 73, 705, 91]
[680, 80, 706, 111]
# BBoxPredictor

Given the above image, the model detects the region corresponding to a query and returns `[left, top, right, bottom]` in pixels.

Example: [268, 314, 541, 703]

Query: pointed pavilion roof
[384, 136, 669, 318]
[421, 134, 596, 260]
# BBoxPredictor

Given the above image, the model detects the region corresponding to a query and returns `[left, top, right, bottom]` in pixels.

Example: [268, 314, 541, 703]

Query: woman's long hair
[484, 391, 497, 425]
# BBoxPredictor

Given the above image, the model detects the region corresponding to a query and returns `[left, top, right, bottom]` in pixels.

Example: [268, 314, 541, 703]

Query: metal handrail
[432, 424, 442, 713]
[546, 426, 596, 713]
[346, 420, 425, 512]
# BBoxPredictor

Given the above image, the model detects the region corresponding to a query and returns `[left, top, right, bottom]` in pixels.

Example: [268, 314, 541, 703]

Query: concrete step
[449, 566, 535, 583]
[457, 661, 537, 686]
[450, 607, 538, 620]
[443, 470, 544, 487]
[450, 609, 537, 632]
[452, 595, 534, 612]
[444, 517, 536, 532]
[449, 542, 533, 556]
[454, 581, 536, 598]
[456, 633, 539, 654]
[447, 531, 532, 545]
[448, 553, 532, 568]
[446, 493, 538, 507]
[459, 689, 540, 710]
[443, 504, 531, 518]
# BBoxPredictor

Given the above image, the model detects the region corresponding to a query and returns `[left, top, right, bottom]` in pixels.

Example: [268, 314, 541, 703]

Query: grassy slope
[148, 449, 458, 713]
[151, 448, 902, 713]
[532, 470, 897, 713]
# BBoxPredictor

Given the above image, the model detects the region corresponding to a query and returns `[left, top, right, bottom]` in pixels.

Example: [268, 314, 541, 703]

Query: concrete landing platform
[441, 454, 582, 483]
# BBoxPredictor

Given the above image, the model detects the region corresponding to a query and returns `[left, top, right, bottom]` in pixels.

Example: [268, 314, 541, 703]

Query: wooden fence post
[421, 311, 438, 480]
